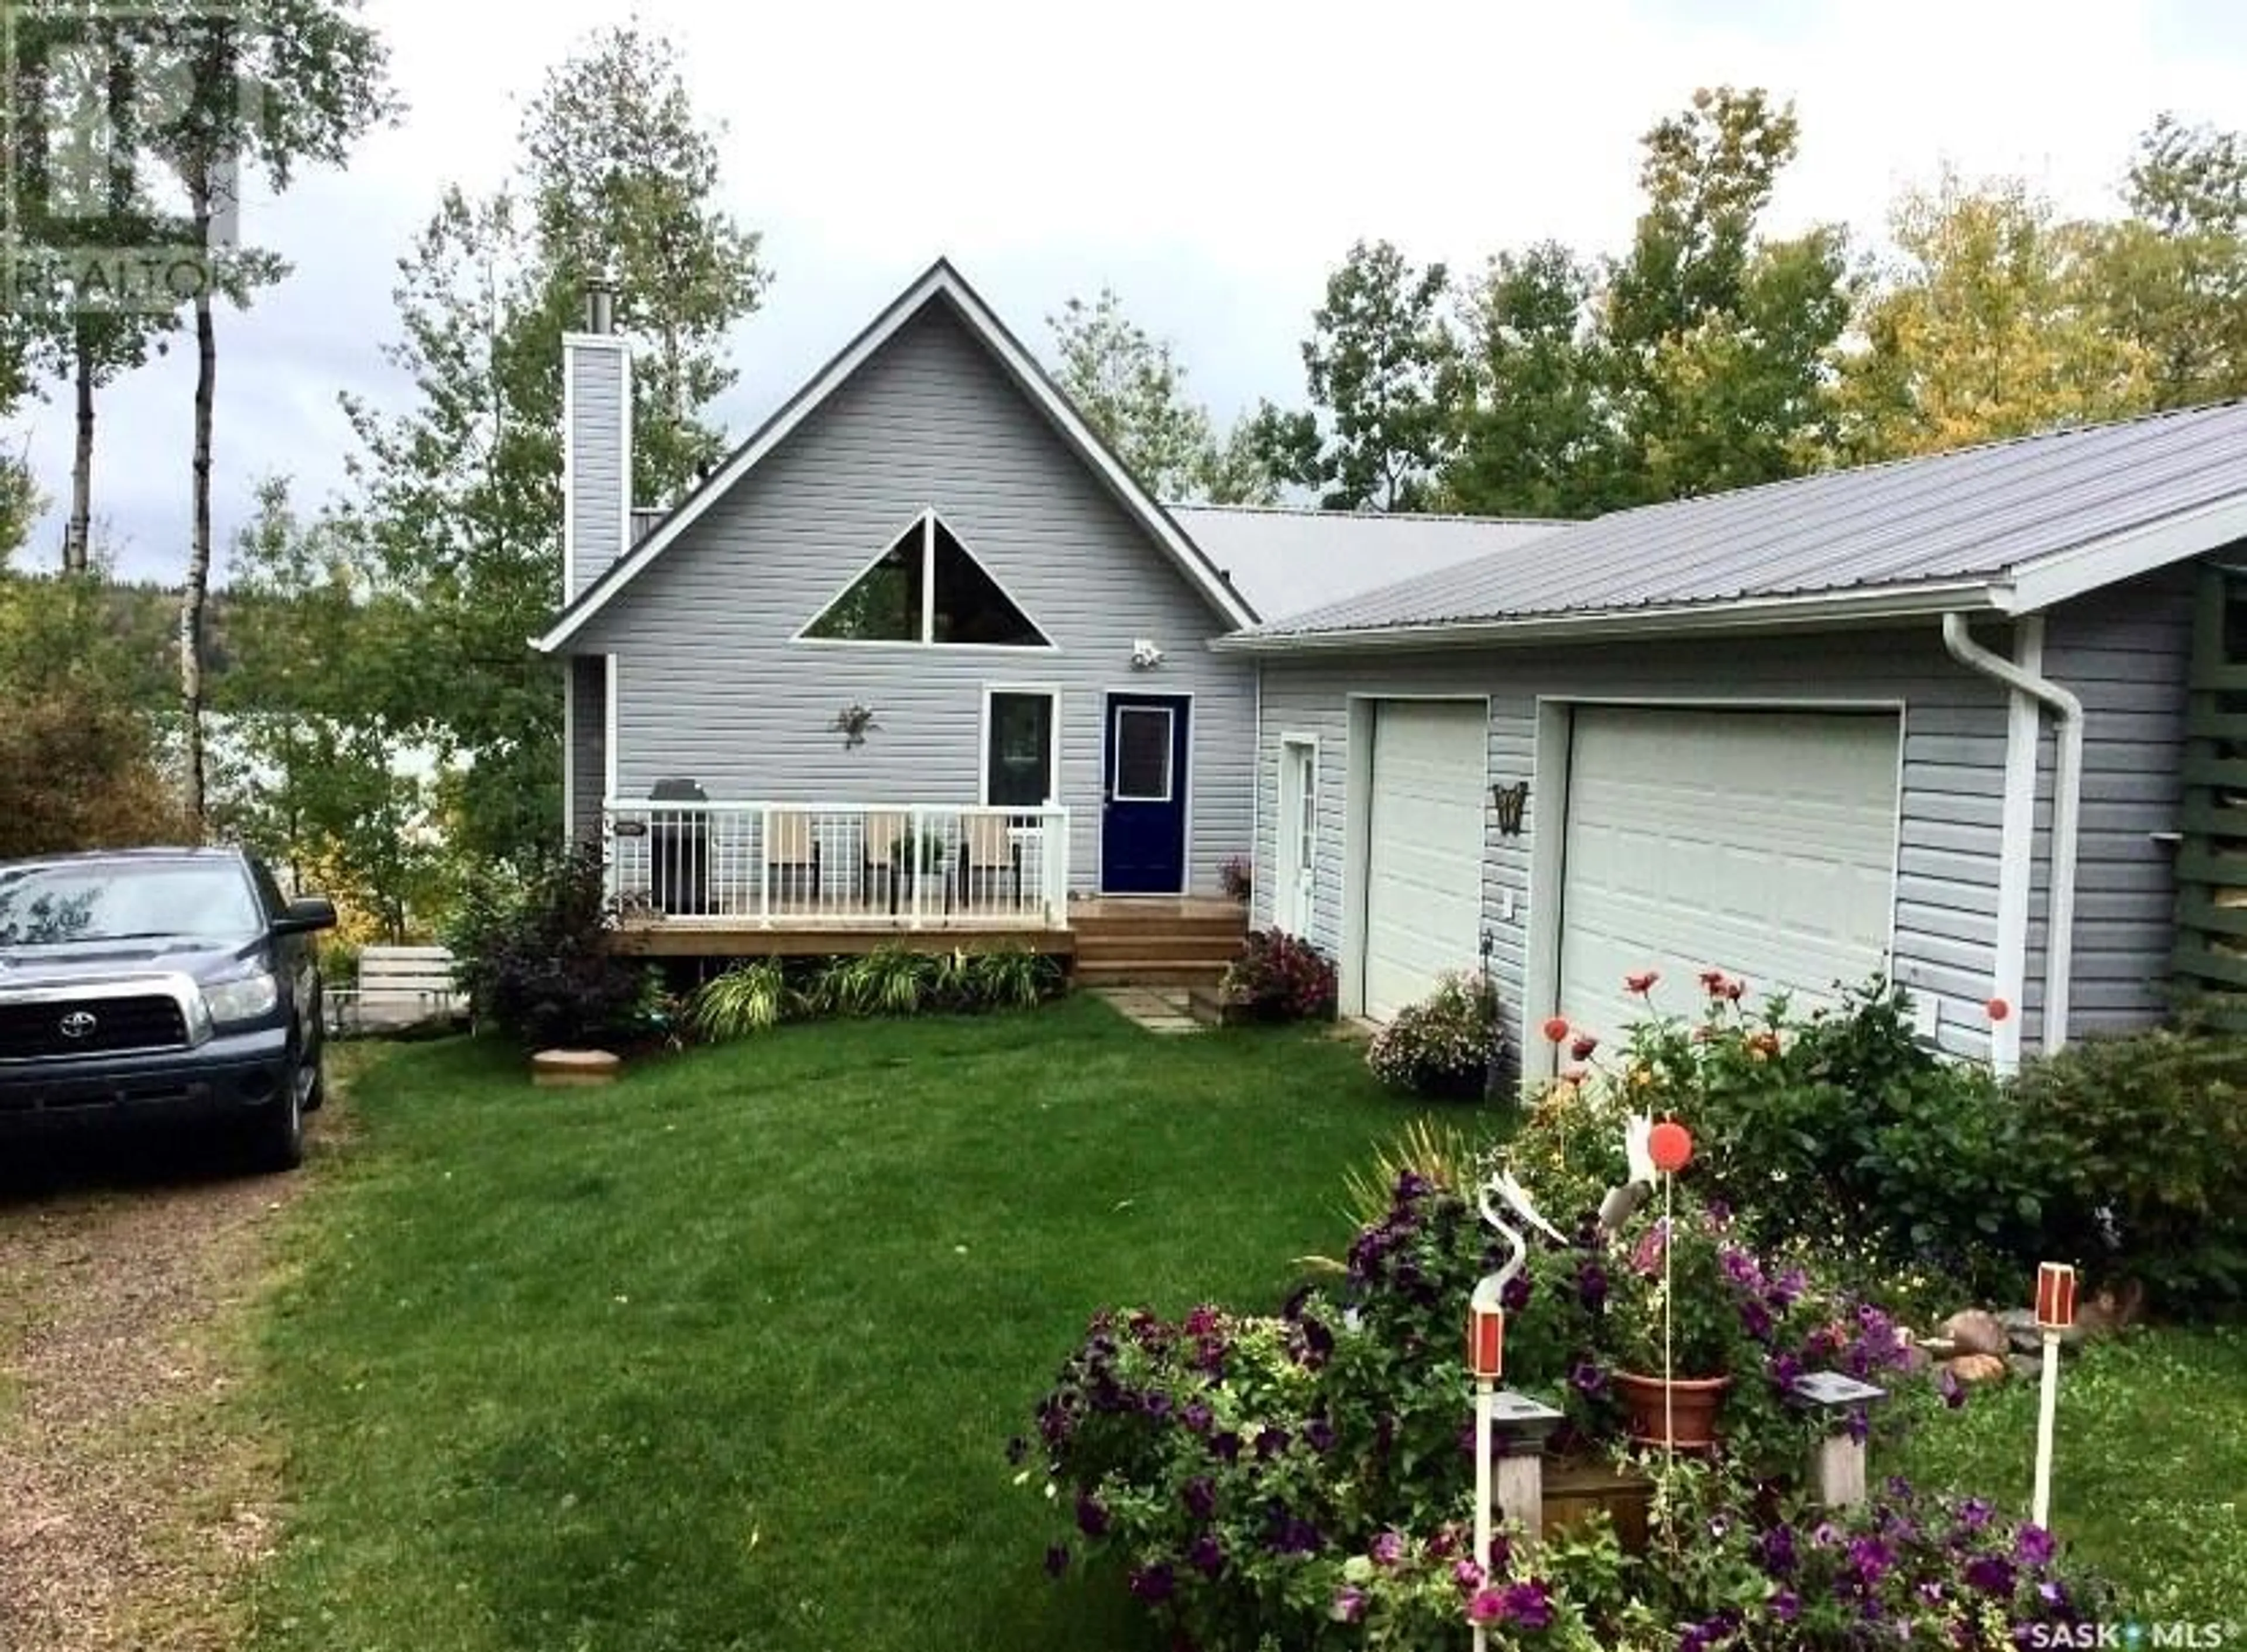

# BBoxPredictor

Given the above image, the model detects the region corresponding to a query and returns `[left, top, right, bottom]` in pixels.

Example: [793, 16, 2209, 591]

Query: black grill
[0, 994, 190, 1059]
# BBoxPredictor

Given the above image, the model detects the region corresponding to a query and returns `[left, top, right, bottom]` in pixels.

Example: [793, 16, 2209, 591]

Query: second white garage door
[1364, 700, 1488, 1020]
[1557, 707, 1900, 1041]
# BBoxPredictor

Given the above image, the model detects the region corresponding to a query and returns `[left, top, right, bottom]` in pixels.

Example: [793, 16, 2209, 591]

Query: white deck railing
[602, 800, 1071, 929]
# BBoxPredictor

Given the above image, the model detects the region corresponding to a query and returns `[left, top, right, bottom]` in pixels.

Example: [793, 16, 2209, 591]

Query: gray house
[1220, 404, 2247, 1071]
[532, 261, 1538, 961]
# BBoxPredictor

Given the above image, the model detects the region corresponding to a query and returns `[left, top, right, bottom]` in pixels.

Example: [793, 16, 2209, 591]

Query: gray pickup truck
[0, 847, 338, 1172]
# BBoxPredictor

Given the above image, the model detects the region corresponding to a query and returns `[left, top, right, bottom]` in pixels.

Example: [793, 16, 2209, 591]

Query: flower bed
[1021, 970, 2118, 1648]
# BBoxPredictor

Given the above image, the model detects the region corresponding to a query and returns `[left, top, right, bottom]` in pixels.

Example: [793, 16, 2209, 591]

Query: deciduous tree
[1265, 240, 1458, 511]
[1833, 172, 2146, 459]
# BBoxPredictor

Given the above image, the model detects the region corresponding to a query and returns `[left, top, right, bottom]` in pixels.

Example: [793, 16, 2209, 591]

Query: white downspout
[1942, 612, 2085, 1062]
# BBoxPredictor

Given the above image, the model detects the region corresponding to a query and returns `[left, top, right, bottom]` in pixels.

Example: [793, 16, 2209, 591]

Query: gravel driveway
[0, 1122, 329, 1652]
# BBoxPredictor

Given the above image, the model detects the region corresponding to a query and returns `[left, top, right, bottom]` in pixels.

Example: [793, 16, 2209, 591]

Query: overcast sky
[9, 0, 2247, 581]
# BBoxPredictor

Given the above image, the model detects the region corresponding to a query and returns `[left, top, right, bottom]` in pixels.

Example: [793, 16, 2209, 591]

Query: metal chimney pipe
[585, 280, 616, 335]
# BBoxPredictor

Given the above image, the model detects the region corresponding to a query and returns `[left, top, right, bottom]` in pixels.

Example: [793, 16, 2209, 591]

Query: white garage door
[1364, 701, 1488, 1021]
[1558, 707, 1899, 1041]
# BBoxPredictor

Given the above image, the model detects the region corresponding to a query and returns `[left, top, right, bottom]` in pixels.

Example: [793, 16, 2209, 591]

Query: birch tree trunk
[180, 171, 216, 834]
[66, 324, 95, 574]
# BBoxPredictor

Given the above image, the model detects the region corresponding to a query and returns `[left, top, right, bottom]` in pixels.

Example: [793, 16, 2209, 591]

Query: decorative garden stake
[2032, 1261, 2076, 1529]
[1645, 1118, 1694, 1461]
[1468, 1172, 1565, 1648]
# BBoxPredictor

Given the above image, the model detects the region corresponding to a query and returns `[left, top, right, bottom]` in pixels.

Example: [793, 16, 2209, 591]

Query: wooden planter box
[1540, 1457, 1655, 1554]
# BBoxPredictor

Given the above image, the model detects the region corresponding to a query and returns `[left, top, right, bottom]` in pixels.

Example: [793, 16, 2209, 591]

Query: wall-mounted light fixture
[1131, 639, 1166, 670]
[1491, 781, 1530, 837]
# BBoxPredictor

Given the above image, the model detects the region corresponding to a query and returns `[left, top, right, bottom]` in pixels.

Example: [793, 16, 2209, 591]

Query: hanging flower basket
[1612, 1370, 1732, 1449]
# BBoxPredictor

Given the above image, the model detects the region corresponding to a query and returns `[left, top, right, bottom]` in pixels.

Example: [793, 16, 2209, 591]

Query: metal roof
[1229, 400, 2247, 647]
[1165, 505, 1559, 622]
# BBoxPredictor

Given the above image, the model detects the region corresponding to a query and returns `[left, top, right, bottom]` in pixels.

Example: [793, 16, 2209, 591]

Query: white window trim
[791, 507, 1057, 651]
[979, 683, 1063, 807]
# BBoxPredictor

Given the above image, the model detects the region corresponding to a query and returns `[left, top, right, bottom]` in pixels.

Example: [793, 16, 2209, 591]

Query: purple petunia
[1964, 1554, 2017, 1595]
[1182, 1402, 1213, 1436]
[1255, 1425, 1290, 1460]
[1576, 1259, 1610, 1312]
[1757, 1524, 1798, 1575]
[1453, 1558, 1486, 1592]
[1502, 1272, 1533, 1312]
[1569, 1358, 1609, 1398]
[1305, 1416, 1336, 1454]
[1500, 1581, 1554, 1630]
[2016, 1524, 2057, 1568]
[1210, 1430, 1242, 1464]
[1188, 1534, 1226, 1577]
[1957, 1497, 1995, 1531]
[1739, 1299, 1774, 1341]
[1183, 1477, 1216, 1521]
[1770, 1588, 1801, 1622]
[1370, 1530, 1406, 1567]
[1128, 1562, 1176, 1602]
[1848, 1535, 1894, 1586]
[1939, 1367, 1967, 1410]
[1074, 1491, 1110, 1538]
[1330, 1585, 1368, 1624]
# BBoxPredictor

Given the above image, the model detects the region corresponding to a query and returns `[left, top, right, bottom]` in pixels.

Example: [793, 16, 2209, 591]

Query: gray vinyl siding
[568, 656, 607, 846]
[565, 301, 1253, 895]
[2028, 563, 2197, 1041]
[567, 342, 628, 600]
[1255, 625, 2019, 1059]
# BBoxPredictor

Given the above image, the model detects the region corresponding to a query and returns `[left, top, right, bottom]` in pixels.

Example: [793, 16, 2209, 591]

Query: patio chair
[861, 810, 909, 916]
[954, 814, 1024, 912]
[764, 810, 822, 910]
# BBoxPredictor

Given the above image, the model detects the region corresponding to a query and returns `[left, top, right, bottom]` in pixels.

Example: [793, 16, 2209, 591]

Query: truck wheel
[246, 1063, 307, 1173]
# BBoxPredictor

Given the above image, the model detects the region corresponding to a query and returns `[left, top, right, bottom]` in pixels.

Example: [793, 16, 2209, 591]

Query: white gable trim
[1998, 492, 2247, 615]
[534, 261, 1256, 653]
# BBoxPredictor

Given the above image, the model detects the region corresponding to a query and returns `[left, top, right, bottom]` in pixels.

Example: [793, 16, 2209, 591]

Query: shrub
[1218, 928, 1336, 1023]
[965, 941, 1063, 1010]
[1366, 972, 1504, 1099]
[1573, 974, 2038, 1302]
[444, 844, 654, 1051]
[810, 947, 933, 1018]
[2010, 1027, 2247, 1314]
[689, 959, 792, 1041]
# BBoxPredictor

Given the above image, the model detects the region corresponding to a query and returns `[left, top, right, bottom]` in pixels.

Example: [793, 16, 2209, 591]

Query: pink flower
[1569, 1032, 1599, 1061]
[1468, 1587, 1507, 1624]
[1625, 969, 1659, 995]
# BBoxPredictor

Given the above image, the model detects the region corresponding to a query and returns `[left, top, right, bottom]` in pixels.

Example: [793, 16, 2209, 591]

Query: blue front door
[1102, 694, 1190, 894]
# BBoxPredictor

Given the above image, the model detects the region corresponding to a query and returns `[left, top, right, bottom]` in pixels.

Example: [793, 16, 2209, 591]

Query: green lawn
[245, 1000, 2247, 1650]
[246, 998, 1428, 1652]
[1892, 1324, 2247, 1617]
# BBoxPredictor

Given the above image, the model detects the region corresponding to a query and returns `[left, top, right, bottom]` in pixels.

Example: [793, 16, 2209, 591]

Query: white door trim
[1278, 734, 1320, 938]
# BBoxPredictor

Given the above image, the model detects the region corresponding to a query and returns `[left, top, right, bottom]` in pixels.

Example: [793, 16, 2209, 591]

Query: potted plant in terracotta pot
[1597, 1194, 1755, 1448]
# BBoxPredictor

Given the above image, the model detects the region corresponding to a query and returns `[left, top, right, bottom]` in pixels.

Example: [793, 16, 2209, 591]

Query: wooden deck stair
[1070, 897, 1249, 989]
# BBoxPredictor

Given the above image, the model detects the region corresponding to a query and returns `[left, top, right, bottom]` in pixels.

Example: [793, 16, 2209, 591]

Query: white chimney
[564, 279, 633, 600]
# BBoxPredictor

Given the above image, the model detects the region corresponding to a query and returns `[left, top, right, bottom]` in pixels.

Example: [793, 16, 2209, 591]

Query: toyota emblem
[59, 1010, 98, 1040]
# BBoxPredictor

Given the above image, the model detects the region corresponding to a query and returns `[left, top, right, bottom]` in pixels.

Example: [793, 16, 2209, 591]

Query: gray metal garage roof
[1168, 505, 1558, 622]
[1223, 400, 2247, 648]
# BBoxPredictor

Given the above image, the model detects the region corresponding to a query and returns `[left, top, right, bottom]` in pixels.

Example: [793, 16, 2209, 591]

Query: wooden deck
[606, 896, 1249, 979]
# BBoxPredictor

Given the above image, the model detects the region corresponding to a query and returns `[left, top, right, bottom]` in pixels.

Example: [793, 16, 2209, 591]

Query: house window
[985, 691, 1057, 806]
[1112, 707, 1174, 802]
[802, 512, 1049, 647]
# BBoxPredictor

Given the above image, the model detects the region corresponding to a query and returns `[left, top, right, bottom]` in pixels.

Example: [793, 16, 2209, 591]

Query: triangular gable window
[802, 512, 1050, 646]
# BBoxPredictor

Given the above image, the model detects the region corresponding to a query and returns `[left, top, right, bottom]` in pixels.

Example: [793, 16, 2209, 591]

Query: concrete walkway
[1090, 986, 1204, 1035]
